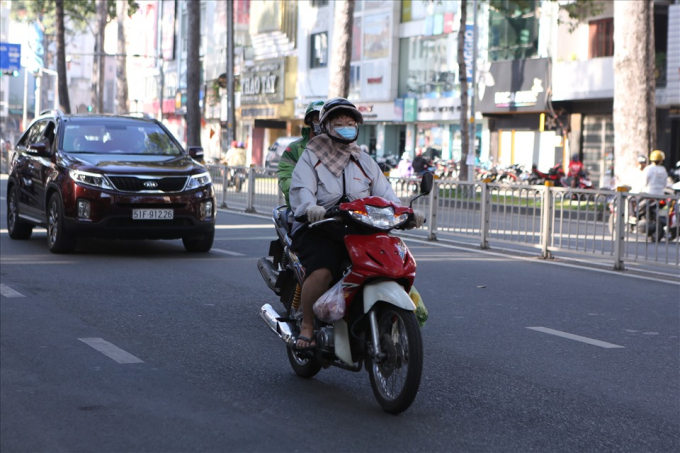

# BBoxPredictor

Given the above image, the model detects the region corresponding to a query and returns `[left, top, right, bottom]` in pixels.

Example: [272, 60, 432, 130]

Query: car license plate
[132, 209, 174, 220]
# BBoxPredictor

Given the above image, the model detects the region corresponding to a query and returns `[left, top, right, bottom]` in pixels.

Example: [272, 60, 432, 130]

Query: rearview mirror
[420, 171, 434, 195]
[27, 141, 49, 156]
[409, 171, 435, 208]
[188, 146, 204, 162]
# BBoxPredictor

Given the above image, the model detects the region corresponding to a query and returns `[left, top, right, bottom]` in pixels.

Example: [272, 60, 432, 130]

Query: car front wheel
[47, 193, 76, 254]
[182, 228, 214, 253]
[7, 185, 33, 239]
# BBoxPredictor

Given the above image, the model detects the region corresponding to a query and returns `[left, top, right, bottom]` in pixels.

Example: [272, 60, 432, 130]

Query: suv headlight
[69, 169, 113, 190]
[349, 205, 408, 230]
[186, 171, 212, 190]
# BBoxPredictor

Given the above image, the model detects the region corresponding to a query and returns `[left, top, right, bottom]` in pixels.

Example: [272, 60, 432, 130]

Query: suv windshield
[62, 120, 182, 156]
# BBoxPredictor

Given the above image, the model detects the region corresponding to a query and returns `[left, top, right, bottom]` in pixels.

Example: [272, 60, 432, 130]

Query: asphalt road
[1, 177, 679, 452]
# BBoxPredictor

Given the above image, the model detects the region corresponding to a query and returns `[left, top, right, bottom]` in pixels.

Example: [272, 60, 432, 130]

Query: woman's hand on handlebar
[403, 209, 426, 229]
[306, 205, 326, 223]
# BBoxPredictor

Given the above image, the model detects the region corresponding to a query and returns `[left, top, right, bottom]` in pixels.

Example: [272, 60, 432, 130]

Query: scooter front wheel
[367, 304, 423, 414]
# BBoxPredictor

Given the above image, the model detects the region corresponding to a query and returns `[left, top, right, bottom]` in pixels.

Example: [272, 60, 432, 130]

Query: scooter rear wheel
[367, 304, 423, 414]
[286, 303, 322, 378]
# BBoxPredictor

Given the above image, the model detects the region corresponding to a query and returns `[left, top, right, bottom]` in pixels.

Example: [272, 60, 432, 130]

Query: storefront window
[352, 17, 362, 61]
[310, 32, 328, 68]
[582, 115, 614, 188]
[349, 65, 361, 99]
[416, 125, 444, 161]
[488, 0, 539, 62]
[398, 35, 458, 99]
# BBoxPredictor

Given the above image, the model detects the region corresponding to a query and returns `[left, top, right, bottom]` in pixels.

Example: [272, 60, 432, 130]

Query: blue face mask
[334, 126, 358, 140]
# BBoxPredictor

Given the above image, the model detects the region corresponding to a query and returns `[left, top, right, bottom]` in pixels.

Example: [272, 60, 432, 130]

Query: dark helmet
[319, 97, 363, 127]
[304, 100, 324, 126]
[571, 153, 579, 162]
[319, 97, 363, 144]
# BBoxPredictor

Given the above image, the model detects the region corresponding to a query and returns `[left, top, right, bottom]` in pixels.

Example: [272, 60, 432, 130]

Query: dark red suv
[6, 111, 216, 253]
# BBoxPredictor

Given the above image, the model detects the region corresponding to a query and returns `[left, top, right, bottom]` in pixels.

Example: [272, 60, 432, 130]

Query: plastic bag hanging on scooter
[313, 277, 347, 323]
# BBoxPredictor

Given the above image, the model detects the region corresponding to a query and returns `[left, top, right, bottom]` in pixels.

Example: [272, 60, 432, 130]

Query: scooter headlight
[349, 205, 409, 230]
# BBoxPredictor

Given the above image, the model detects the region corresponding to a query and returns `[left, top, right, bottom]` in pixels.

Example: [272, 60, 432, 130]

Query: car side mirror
[188, 146, 204, 162]
[420, 171, 434, 195]
[27, 141, 49, 156]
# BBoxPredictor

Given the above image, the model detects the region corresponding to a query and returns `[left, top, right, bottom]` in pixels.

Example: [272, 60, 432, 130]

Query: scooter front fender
[363, 280, 415, 314]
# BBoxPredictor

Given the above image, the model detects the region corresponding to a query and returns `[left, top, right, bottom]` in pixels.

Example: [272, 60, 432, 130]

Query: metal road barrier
[208, 165, 680, 269]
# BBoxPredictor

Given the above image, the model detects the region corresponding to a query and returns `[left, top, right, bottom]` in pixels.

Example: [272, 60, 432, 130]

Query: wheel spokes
[48, 202, 58, 244]
[373, 311, 409, 400]
[8, 192, 16, 230]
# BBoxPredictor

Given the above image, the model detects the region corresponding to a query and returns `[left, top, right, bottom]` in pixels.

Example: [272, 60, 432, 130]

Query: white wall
[552, 57, 614, 101]
[555, 0, 613, 62]
[297, 0, 331, 100]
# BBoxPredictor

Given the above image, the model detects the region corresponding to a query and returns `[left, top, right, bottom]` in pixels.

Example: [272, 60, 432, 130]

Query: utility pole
[157, 0, 164, 121]
[468, 0, 478, 181]
[226, 0, 235, 145]
[22, 68, 28, 127]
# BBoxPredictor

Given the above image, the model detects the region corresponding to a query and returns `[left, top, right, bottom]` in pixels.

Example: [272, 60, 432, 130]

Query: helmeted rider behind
[642, 150, 668, 195]
[278, 100, 324, 209]
[289, 97, 426, 350]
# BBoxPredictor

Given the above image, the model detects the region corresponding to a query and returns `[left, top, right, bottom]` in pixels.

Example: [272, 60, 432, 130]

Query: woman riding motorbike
[288, 97, 425, 350]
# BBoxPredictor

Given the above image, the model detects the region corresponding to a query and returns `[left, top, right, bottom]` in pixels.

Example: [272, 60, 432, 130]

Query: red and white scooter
[258, 173, 434, 414]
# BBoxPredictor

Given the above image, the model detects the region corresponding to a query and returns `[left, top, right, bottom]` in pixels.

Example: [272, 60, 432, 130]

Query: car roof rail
[40, 109, 65, 117]
[123, 112, 155, 120]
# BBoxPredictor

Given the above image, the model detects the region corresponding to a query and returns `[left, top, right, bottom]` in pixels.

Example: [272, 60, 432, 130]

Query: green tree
[613, 0, 656, 188]
[186, 0, 201, 147]
[11, 1, 139, 116]
[328, 0, 355, 98]
[55, 0, 70, 113]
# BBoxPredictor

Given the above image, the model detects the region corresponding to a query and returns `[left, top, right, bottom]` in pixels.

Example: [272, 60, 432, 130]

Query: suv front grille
[108, 176, 188, 193]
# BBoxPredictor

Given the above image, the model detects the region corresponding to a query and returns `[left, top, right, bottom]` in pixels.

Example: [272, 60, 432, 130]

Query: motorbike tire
[286, 302, 322, 379]
[367, 304, 423, 414]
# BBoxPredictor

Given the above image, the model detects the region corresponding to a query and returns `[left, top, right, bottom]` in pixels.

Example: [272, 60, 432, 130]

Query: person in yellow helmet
[642, 150, 668, 195]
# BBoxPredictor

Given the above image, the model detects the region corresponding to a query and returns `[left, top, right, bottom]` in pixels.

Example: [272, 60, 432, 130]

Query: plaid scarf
[306, 135, 362, 177]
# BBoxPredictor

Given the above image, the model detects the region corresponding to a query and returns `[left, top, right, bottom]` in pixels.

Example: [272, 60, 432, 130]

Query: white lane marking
[215, 224, 271, 229]
[1, 228, 46, 234]
[211, 248, 245, 256]
[0, 284, 25, 298]
[78, 338, 144, 364]
[527, 327, 625, 349]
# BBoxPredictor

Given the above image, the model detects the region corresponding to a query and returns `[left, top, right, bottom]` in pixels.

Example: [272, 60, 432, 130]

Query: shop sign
[241, 107, 276, 119]
[404, 98, 417, 122]
[354, 102, 403, 122]
[240, 58, 285, 105]
[464, 24, 474, 83]
[174, 89, 186, 115]
[416, 97, 461, 121]
[479, 58, 550, 114]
